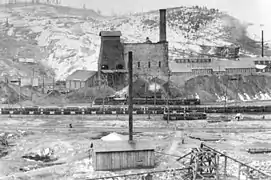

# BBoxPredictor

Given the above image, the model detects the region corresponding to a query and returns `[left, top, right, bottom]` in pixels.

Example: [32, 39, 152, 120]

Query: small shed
[93, 140, 155, 171]
[66, 70, 97, 90]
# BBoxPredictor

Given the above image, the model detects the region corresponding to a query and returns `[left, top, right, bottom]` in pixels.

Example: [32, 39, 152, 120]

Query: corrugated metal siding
[94, 150, 155, 171]
[66, 80, 90, 90]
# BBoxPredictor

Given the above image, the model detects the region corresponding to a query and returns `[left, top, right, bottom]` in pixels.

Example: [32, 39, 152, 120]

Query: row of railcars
[0, 105, 270, 115]
[93, 97, 201, 106]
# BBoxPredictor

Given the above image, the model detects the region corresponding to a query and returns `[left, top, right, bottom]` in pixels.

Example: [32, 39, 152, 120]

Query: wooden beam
[238, 164, 241, 180]
[216, 154, 220, 180]
[224, 156, 227, 180]
[202, 143, 271, 177]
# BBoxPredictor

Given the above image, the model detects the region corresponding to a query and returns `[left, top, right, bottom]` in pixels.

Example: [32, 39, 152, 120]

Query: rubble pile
[22, 147, 57, 162]
[0, 130, 34, 140]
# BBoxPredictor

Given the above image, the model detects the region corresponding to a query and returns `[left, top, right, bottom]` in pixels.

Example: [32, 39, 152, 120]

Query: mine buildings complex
[60, 8, 271, 91]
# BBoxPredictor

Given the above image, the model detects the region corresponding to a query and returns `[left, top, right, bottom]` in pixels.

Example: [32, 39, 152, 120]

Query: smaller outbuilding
[93, 140, 155, 171]
[66, 70, 98, 90]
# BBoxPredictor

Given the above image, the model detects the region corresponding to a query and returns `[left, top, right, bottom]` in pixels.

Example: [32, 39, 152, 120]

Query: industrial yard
[0, 2, 271, 180]
[0, 114, 271, 179]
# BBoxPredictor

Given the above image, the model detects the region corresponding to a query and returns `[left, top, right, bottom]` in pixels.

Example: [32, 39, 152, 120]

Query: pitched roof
[94, 140, 155, 153]
[66, 70, 97, 81]
[99, 31, 122, 37]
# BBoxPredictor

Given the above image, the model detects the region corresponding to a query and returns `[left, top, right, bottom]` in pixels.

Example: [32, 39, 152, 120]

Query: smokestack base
[159, 9, 167, 42]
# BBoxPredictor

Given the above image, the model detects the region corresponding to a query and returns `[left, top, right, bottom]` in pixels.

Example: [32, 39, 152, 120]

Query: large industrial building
[97, 9, 169, 90]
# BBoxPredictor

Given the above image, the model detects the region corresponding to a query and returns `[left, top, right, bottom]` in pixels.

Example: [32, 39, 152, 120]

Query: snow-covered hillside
[0, 4, 267, 80]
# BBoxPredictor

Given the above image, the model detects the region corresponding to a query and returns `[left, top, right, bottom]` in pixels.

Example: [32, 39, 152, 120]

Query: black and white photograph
[0, 0, 270, 179]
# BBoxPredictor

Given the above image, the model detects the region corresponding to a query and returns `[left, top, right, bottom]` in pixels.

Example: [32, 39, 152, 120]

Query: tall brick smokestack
[159, 9, 167, 42]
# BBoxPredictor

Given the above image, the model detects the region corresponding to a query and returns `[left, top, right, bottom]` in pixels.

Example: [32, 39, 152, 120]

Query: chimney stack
[159, 9, 167, 42]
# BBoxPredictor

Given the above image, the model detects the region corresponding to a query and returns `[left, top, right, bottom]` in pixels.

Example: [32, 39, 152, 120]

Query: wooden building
[93, 141, 155, 171]
[66, 70, 98, 90]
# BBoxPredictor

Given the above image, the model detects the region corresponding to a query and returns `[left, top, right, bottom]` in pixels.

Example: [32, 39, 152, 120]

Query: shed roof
[66, 70, 97, 81]
[94, 140, 155, 153]
[99, 31, 122, 37]
[169, 58, 256, 73]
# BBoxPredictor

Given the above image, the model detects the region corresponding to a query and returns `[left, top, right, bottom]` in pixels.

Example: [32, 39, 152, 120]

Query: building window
[137, 62, 140, 68]
[148, 62, 151, 68]
[158, 61, 161, 68]
[101, 65, 108, 70]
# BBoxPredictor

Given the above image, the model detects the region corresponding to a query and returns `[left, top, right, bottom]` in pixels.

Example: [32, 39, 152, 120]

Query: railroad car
[1, 107, 21, 115]
[40, 106, 62, 115]
[63, 107, 81, 115]
[21, 107, 40, 115]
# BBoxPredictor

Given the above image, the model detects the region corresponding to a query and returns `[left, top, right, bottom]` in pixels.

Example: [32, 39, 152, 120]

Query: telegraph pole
[154, 76, 156, 107]
[128, 51, 133, 142]
[42, 73, 45, 94]
[18, 77, 21, 106]
[262, 30, 264, 57]
[53, 77, 55, 90]
[166, 71, 170, 124]
[31, 69, 34, 101]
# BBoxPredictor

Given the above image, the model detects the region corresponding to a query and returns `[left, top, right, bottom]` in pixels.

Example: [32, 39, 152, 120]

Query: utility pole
[235, 76, 239, 108]
[128, 51, 133, 142]
[31, 69, 34, 101]
[154, 76, 156, 107]
[262, 30, 264, 57]
[53, 77, 55, 91]
[166, 70, 170, 124]
[224, 75, 228, 115]
[42, 73, 45, 94]
[18, 77, 21, 106]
